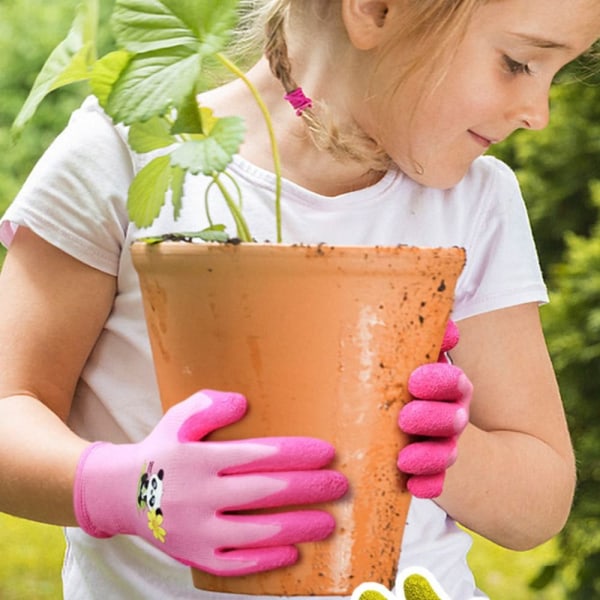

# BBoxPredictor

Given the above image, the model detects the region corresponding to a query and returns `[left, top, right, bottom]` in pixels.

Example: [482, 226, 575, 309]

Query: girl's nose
[514, 87, 550, 131]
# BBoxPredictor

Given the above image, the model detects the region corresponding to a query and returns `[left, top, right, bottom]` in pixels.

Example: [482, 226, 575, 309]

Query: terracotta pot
[131, 242, 465, 596]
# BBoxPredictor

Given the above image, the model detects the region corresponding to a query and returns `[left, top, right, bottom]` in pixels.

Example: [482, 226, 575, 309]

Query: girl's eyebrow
[510, 32, 571, 50]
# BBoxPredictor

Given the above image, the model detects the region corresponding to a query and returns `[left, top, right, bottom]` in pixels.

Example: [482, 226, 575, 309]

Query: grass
[0, 513, 64, 599]
[0, 512, 570, 599]
[469, 531, 568, 599]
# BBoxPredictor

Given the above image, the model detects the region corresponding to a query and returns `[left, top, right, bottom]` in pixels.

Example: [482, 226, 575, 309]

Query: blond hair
[230, 1, 489, 171]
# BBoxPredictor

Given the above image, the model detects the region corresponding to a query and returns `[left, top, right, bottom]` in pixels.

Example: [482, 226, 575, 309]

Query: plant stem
[212, 174, 253, 242]
[216, 53, 283, 243]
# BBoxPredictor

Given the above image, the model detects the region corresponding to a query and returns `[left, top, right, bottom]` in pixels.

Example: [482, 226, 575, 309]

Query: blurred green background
[2, 1, 600, 598]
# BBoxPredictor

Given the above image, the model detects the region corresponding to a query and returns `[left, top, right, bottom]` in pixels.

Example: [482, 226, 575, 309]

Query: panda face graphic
[138, 468, 165, 516]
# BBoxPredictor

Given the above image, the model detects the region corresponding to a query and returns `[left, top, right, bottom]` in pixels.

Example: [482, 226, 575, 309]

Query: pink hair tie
[284, 87, 313, 116]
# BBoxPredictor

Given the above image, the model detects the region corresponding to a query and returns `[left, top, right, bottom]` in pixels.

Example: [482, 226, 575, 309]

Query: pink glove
[73, 390, 348, 576]
[397, 320, 472, 499]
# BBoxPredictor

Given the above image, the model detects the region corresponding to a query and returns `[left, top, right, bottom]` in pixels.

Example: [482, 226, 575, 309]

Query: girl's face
[361, 0, 600, 189]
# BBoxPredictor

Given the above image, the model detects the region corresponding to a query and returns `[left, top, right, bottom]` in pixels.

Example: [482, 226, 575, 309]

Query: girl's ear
[341, 0, 392, 50]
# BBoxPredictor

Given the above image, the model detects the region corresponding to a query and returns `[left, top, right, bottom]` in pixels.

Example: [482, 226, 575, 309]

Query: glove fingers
[167, 390, 248, 442]
[221, 509, 336, 548]
[399, 400, 468, 437]
[397, 439, 457, 475]
[406, 473, 446, 499]
[219, 437, 336, 474]
[177, 511, 335, 576]
[408, 364, 472, 402]
[184, 545, 300, 576]
[220, 470, 349, 511]
[440, 319, 460, 353]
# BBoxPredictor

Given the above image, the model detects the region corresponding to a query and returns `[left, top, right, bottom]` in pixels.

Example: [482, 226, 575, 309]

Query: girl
[1, 1, 599, 598]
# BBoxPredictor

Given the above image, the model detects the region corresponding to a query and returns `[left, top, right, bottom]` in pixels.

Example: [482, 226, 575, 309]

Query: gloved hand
[397, 320, 472, 499]
[73, 389, 348, 576]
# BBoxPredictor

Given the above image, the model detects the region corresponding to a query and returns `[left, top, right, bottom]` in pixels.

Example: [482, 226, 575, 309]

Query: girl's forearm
[0, 394, 89, 526]
[436, 424, 575, 550]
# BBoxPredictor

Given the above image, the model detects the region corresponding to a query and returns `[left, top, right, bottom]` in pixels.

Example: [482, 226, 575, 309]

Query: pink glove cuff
[73, 442, 114, 539]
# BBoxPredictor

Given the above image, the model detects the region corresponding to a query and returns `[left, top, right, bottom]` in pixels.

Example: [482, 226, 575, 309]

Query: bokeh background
[2, 1, 600, 597]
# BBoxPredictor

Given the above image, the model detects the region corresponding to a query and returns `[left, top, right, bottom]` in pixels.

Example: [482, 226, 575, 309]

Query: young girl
[1, 1, 598, 598]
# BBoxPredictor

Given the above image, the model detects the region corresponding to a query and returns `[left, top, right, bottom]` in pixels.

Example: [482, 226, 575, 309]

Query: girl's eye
[503, 55, 532, 75]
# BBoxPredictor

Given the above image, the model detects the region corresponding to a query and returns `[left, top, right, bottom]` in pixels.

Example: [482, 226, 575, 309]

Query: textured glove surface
[397, 321, 473, 498]
[74, 390, 348, 575]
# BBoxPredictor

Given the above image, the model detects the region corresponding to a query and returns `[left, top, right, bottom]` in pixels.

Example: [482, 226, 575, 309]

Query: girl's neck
[200, 58, 387, 197]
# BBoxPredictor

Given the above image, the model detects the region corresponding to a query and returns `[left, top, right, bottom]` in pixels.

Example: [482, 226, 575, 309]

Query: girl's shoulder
[463, 155, 520, 196]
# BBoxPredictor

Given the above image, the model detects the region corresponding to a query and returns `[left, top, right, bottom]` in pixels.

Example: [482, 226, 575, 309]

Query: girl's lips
[468, 130, 494, 148]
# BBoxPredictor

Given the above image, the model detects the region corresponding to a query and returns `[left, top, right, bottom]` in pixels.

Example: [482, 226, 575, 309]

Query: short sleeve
[0, 96, 134, 275]
[451, 157, 549, 321]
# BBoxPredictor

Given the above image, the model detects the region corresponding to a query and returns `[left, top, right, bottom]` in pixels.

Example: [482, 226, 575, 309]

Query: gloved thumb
[158, 390, 248, 442]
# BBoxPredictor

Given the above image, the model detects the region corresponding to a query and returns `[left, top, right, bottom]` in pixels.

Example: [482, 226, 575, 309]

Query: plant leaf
[128, 117, 175, 153]
[112, 0, 239, 56]
[195, 228, 230, 242]
[11, 0, 99, 136]
[198, 106, 218, 135]
[136, 225, 229, 244]
[105, 47, 200, 123]
[127, 154, 172, 227]
[170, 116, 245, 175]
[90, 50, 132, 107]
[171, 92, 203, 135]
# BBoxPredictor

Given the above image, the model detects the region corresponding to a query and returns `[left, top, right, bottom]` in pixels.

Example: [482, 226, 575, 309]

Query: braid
[264, 5, 392, 172]
[265, 7, 296, 93]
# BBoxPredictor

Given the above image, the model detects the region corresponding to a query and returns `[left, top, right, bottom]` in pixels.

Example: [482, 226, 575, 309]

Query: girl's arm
[0, 226, 116, 524]
[0, 227, 349, 575]
[438, 303, 575, 550]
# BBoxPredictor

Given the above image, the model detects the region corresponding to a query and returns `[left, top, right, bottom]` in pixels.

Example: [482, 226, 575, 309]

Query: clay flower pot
[131, 241, 465, 596]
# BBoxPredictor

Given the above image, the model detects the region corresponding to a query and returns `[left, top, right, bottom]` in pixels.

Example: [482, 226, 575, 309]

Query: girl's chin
[402, 165, 472, 190]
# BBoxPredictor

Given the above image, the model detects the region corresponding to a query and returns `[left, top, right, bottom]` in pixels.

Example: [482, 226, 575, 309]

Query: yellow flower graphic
[351, 568, 453, 600]
[403, 574, 442, 600]
[359, 592, 390, 600]
[147, 510, 166, 543]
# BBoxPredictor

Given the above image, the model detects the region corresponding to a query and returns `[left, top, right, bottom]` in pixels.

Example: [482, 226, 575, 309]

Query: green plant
[13, 0, 282, 243]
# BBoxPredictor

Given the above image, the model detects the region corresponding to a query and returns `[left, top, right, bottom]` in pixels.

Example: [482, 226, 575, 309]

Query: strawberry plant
[13, 0, 283, 243]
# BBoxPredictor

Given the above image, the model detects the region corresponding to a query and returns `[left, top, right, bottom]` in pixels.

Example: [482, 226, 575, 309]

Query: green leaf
[90, 50, 132, 107]
[128, 117, 175, 153]
[198, 106, 218, 135]
[136, 236, 167, 245]
[112, 0, 239, 56]
[171, 92, 203, 135]
[127, 155, 172, 227]
[136, 226, 230, 244]
[11, 0, 99, 136]
[194, 227, 230, 243]
[105, 47, 200, 123]
[170, 116, 245, 175]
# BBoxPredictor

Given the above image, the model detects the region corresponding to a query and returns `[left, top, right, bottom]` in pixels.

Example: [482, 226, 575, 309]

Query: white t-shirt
[0, 97, 547, 599]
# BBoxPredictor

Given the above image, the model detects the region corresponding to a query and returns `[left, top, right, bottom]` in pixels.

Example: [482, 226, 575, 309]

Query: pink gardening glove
[397, 320, 472, 499]
[73, 389, 348, 576]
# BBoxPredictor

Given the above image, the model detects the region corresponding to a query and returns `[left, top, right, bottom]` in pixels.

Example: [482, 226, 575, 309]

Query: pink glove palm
[397, 321, 472, 499]
[74, 390, 348, 576]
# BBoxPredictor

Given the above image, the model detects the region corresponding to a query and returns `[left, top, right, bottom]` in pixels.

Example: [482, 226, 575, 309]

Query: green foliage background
[2, 1, 600, 598]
